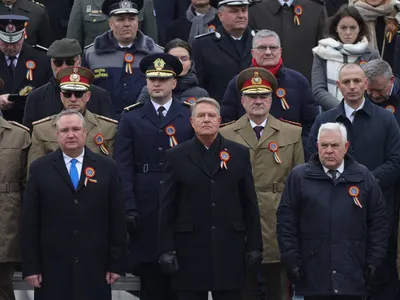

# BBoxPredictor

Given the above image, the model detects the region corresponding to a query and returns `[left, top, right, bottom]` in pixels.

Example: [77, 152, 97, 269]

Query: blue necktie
[70, 159, 79, 190]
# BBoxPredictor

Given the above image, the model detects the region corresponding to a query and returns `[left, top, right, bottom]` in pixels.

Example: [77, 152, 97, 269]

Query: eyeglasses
[61, 91, 86, 98]
[253, 45, 280, 53]
[176, 55, 190, 62]
[52, 58, 78, 67]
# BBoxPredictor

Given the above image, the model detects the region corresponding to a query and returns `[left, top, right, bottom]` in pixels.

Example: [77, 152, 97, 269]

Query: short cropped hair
[191, 97, 221, 117]
[253, 29, 281, 48]
[364, 59, 393, 82]
[55, 109, 86, 130]
[317, 122, 347, 144]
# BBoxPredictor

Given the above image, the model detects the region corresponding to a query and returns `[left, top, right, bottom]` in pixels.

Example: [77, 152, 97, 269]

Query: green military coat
[220, 114, 304, 263]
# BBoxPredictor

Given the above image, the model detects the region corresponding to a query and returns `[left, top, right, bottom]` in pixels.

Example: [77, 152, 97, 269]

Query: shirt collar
[63, 148, 85, 164]
[5, 52, 20, 60]
[278, 0, 294, 6]
[151, 98, 173, 113]
[249, 118, 267, 128]
[323, 160, 345, 176]
[344, 98, 365, 120]
[118, 42, 133, 49]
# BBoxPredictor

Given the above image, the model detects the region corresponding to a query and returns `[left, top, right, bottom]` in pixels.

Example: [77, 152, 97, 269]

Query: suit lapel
[141, 100, 160, 127]
[187, 139, 211, 178]
[76, 148, 97, 192]
[53, 148, 75, 191]
[161, 99, 182, 128]
[234, 115, 259, 151]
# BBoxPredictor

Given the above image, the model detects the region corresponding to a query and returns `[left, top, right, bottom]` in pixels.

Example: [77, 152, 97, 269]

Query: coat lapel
[258, 116, 280, 147]
[211, 135, 226, 177]
[84, 110, 98, 136]
[53, 148, 75, 191]
[161, 99, 182, 128]
[233, 115, 259, 151]
[141, 100, 160, 127]
[14, 45, 29, 90]
[187, 139, 211, 178]
[216, 28, 240, 63]
[76, 147, 97, 192]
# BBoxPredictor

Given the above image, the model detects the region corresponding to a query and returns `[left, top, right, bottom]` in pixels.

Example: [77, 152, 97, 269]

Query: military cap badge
[251, 71, 262, 85]
[154, 58, 166, 71]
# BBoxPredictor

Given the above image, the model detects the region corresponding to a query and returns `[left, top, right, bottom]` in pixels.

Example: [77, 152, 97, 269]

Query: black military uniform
[191, 0, 253, 103]
[114, 53, 194, 300]
[0, 0, 52, 47]
[23, 38, 113, 130]
[0, 15, 52, 123]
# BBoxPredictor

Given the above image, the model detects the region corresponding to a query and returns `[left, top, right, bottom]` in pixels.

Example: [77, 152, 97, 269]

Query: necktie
[158, 106, 166, 124]
[70, 159, 79, 190]
[253, 126, 264, 140]
[8, 56, 15, 76]
[351, 110, 357, 123]
[328, 169, 338, 181]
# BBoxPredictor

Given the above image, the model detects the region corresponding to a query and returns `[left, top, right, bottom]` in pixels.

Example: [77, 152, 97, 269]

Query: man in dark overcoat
[114, 53, 194, 300]
[277, 122, 388, 299]
[21, 109, 127, 300]
[158, 97, 263, 300]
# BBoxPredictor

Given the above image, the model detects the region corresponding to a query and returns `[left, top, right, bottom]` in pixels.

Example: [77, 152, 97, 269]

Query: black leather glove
[126, 210, 139, 234]
[245, 250, 262, 268]
[287, 266, 301, 284]
[158, 251, 179, 275]
[365, 265, 377, 287]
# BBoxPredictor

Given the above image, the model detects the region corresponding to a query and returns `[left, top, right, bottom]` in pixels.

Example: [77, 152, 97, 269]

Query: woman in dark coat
[137, 38, 209, 103]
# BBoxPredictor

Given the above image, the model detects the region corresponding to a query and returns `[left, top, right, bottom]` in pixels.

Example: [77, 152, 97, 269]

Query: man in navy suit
[21, 109, 127, 300]
[114, 52, 194, 300]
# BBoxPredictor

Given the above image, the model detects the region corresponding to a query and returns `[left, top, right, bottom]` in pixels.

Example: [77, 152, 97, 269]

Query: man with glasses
[191, 0, 254, 103]
[0, 14, 52, 123]
[220, 67, 304, 300]
[27, 66, 118, 168]
[221, 29, 318, 151]
[83, 0, 162, 120]
[23, 38, 113, 130]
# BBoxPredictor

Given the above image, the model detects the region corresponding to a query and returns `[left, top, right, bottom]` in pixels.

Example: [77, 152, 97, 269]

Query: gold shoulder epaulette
[32, 116, 52, 126]
[8, 121, 30, 132]
[220, 120, 236, 128]
[124, 101, 144, 112]
[96, 115, 118, 124]
[279, 118, 302, 127]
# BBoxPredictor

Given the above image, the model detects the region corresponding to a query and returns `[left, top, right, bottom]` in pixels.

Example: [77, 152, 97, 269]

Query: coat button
[211, 203, 216, 207]
[74, 199, 78, 204]
[212, 226, 215, 230]
[158, 147, 163, 151]
[334, 290, 338, 294]
[332, 270, 336, 274]
[160, 181, 164, 185]
[211, 180, 215, 183]
[74, 257, 79, 263]
[73, 229, 78, 234]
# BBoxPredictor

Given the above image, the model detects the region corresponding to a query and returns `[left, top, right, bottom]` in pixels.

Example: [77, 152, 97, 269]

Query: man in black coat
[115, 53, 194, 300]
[277, 122, 388, 299]
[158, 97, 263, 300]
[192, 0, 254, 103]
[23, 38, 113, 130]
[307, 63, 400, 300]
[21, 109, 127, 300]
[0, 15, 52, 123]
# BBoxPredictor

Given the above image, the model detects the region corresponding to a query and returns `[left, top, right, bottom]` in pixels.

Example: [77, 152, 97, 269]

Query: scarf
[186, 5, 218, 45]
[251, 57, 283, 76]
[349, 0, 400, 56]
[312, 37, 370, 100]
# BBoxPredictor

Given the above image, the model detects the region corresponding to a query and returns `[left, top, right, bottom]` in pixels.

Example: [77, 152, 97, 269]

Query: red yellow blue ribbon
[276, 88, 290, 110]
[25, 60, 36, 81]
[219, 150, 230, 169]
[294, 5, 302, 26]
[124, 53, 134, 74]
[165, 125, 178, 147]
[84, 167, 97, 187]
[348, 186, 362, 208]
[268, 141, 282, 164]
[94, 133, 110, 156]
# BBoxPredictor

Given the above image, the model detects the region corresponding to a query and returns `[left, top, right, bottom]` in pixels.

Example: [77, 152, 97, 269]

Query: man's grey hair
[191, 97, 221, 117]
[253, 29, 281, 48]
[317, 123, 347, 144]
[364, 59, 393, 82]
[55, 109, 86, 130]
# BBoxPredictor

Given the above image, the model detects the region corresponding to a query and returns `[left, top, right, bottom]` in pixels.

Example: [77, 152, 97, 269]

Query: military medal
[276, 88, 289, 110]
[25, 60, 35, 81]
[348, 186, 362, 208]
[386, 105, 396, 114]
[94, 133, 110, 156]
[165, 125, 178, 147]
[268, 141, 282, 164]
[386, 23, 397, 43]
[208, 25, 216, 32]
[84, 167, 97, 186]
[219, 150, 230, 169]
[294, 5, 302, 26]
[185, 97, 196, 105]
[124, 53, 134, 74]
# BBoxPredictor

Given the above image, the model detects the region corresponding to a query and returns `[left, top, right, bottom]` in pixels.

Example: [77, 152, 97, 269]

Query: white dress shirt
[151, 98, 172, 117]
[63, 149, 85, 180]
[278, 0, 294, 6]
[323, 161, 345, 179]
[344, 98, 365, 123]
[5, 53, 20, 67]
[118, 42, 133, 49]
[249, 118, 268, 137]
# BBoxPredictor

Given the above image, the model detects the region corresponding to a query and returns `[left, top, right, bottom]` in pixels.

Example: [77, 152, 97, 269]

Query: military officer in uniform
[0, 0, 51, 47]
[82, 0, 163, 119]
[0, 14, 52, 123]
[0, 115, 30, 300]
[219, 67, 304, 300]
[114, 53, 194, 300]
[192, 0, 254, 102]
[28, 66, 117, 168]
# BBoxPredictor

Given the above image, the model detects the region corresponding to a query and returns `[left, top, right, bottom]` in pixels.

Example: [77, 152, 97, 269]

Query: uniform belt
[0, 183, 20, 193]
[259, 182, 285, 193]
[135, 164, 164, 173]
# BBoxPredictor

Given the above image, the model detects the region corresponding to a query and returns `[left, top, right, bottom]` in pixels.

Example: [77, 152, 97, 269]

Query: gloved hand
[365, 265, 377, 287]
[287, 266, 301, 284]
[245, 249, 262, 267]
[126, 210, 139, 234]
[158, 251, 179, 275]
